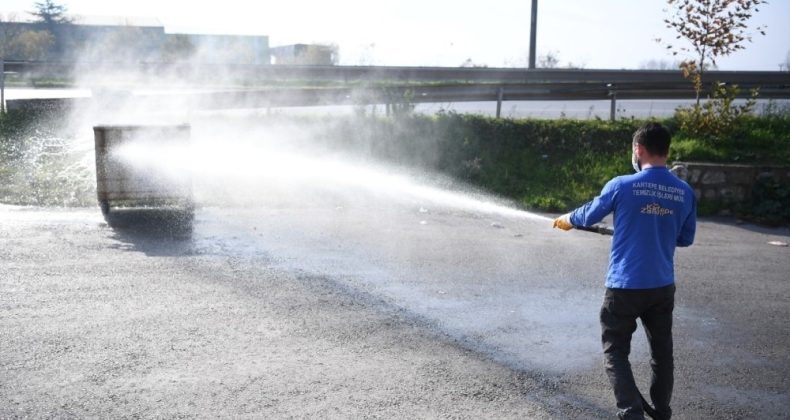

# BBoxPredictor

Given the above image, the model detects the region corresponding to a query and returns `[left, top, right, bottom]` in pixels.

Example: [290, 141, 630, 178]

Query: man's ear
[634, 143, 646, 158]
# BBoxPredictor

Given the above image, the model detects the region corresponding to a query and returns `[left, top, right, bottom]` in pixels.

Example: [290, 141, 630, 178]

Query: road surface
[1, 202, 788, 418]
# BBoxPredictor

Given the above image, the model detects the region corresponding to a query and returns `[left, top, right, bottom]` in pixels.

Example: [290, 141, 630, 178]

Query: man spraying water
[553, 122, 696, 420]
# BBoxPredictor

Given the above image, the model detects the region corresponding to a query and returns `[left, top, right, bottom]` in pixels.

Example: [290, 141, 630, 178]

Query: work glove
[553, 213, 574, 231]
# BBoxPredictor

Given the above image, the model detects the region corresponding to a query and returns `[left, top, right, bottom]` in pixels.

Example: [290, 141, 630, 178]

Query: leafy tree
[27, 0, 71, 59]
[30, 0, 71, 27]
[8, 30, 55, 60]
[662, 0, 766, 104]
[0, 12, 54, 60]
[661, 0, 766, 141]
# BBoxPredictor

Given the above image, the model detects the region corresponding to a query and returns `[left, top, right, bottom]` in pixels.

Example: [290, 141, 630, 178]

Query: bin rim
[93, 123, 191, 131]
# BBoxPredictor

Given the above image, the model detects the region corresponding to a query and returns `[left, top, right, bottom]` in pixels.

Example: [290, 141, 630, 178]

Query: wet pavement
[1, 203, 788, 418]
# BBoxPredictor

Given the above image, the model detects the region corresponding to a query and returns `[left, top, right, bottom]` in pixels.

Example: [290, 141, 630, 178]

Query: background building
[0, 13, 269, 64]
[178, 34, 269, 65]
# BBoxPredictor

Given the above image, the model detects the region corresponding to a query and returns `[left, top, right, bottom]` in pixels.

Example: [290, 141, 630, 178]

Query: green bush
[317, 113, 639, 211]
[744, 177, 790, 226]
[0, 110, 94, 206]
[669, 138, 727, 162]
[2, 108, 788, 225]
[667, 110, 790, 165]
[314, 112, 788, 225]
[674, 83, 758, 143]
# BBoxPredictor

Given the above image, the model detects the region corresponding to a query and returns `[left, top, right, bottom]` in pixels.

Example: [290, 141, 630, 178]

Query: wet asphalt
[1, 203, 788, 418]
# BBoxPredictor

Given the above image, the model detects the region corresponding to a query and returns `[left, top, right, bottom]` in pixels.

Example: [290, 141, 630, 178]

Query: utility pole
[529, 0, 538, 69]
[1, 58, 5, 113]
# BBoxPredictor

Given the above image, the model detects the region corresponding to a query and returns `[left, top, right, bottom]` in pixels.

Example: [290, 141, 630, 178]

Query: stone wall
[672, 161, 790, 204]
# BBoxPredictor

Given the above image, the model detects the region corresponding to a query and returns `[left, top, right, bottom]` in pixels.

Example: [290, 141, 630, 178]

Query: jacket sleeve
[569, 178, 618, 227]
[677, 198, 697, 247]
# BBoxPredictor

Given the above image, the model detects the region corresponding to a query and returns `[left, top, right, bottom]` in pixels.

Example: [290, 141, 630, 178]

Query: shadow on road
[105, 208, 195, 257]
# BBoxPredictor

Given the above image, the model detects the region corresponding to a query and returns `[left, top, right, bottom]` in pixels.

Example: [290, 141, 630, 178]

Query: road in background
[6, 87, 788, 119]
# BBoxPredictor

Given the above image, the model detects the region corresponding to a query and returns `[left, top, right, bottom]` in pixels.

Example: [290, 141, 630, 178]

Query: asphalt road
[1, 201, 788, 419]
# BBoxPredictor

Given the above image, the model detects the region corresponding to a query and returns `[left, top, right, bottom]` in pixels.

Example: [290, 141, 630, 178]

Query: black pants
[600, 284, 675, 420]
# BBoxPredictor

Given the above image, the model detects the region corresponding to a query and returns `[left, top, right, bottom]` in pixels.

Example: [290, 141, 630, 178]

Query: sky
[2, 0, 788, 70]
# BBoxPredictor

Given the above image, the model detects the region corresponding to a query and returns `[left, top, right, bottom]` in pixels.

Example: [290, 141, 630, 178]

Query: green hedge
[2, 108, 788, 224]
[318, 114, 641, 210]
[315, 112, 789, 222]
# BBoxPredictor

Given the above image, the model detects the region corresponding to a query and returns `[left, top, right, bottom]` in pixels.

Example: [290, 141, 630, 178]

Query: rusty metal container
[93, 124, 193, 223]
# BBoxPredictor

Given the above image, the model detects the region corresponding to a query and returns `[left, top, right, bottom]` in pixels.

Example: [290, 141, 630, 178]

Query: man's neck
[641, 157, 667, 169]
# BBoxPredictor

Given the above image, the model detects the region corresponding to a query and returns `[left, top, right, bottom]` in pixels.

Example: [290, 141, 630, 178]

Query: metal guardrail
[3, 59, 790, 118]
[5, 59, 790, 84]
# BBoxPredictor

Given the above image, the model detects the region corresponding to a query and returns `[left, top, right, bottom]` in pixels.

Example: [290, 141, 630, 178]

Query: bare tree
[640, 59, 681, 70]
[661, 0, 766, 104]
[460, 58, 487, 68]
[538, 51, 559, 69]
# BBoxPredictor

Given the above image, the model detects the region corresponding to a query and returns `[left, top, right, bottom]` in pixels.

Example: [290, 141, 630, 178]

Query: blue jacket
[570, 166, 696, 289]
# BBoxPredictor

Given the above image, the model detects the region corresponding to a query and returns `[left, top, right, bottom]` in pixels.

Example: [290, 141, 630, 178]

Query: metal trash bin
[93, 124, 193, 226]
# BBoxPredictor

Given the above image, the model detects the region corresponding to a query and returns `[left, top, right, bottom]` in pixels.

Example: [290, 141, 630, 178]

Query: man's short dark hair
[633, 122, 671, 157]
